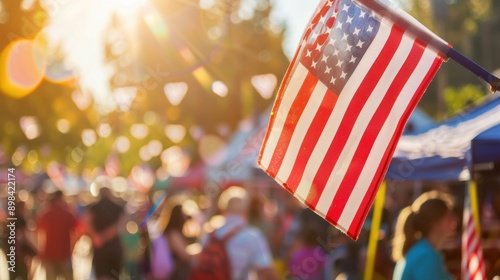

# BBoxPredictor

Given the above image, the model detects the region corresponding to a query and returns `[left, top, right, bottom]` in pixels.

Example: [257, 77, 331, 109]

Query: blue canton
[300, 0, 381, 93]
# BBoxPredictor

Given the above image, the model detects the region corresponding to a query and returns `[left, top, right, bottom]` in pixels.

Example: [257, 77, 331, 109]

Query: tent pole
[364, 181, 386, 280]
[469, 180, 481, 235]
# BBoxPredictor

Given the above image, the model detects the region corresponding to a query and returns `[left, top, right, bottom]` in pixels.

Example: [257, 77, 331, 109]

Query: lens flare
[0, 39, 47, 98]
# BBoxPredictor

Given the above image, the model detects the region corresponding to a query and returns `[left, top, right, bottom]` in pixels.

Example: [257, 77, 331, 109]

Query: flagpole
[447, 48, 500, 93]
[355, 0, 500, 93]
[363, 181, 386, 280]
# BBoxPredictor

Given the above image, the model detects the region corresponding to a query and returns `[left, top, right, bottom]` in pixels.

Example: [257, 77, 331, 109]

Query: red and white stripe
[259, 17, 443, 239]
[462, 197, 486, 280]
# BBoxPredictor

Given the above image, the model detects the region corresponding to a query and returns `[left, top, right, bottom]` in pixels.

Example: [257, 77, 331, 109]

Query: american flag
[462, 189, 486, 280]
[259, 0, 447, 239]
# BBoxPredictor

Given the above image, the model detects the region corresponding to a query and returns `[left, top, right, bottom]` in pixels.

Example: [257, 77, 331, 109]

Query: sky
[45, 0, 320, 112]
[272, 0, 321, 57]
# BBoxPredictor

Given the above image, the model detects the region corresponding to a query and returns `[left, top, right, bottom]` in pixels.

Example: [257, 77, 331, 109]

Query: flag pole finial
[491, 77, 500, 93]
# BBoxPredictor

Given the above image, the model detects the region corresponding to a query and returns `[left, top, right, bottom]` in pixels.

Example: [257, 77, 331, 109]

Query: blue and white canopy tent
[387, 93, 500, 181]
[471, 124, 500, 169]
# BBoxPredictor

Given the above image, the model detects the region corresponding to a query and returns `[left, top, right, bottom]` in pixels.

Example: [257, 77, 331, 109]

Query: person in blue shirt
[392, 191, 457, 280]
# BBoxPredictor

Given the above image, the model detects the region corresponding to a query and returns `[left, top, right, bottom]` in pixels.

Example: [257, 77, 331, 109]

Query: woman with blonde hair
[392, 191, 457, 280]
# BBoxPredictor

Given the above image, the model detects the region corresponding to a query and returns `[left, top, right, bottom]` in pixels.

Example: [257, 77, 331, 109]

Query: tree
[0, 1, 99, 173]
[403, 0, 497, 120]
[101, 0, 289, 173]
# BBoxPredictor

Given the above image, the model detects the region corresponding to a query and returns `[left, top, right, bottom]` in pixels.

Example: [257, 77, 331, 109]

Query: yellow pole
[364, 181, 386, 280]
[469, 180, 481, 236]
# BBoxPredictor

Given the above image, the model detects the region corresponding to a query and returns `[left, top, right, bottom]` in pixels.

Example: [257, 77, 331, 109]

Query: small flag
[259, 0, 448, 239]
[462, 186, 486, 280]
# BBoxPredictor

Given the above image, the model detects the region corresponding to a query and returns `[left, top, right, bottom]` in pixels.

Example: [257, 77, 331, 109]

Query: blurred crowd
[1, 177, 500, 280]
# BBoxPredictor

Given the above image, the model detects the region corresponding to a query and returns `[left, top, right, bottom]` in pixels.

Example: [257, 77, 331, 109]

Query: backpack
[189, 226, 243, 280]
[150, 235, 174, 279]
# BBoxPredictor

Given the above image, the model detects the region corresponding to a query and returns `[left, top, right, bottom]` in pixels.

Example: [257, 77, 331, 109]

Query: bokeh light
[114, 136, 131, 153]
[97, 123, 112, 138]
[27, 150, 38, 165]
[164, 82, 188, 106]
[111, 177, 128, 193]
[57, 119, 71, 134]
[81, 129, 97, 147]
[18, 189, 30, 202]
[12, 147, 27, 166]
[20, 116, 41, 140]
[114, 86, 137, 112]
[211, 80, 228, 97]
[186, 243, 202, 255]
[147, 140, 163, 157]
[164, 124, 186, 143]
[130, 123, 149, 139]
[251, 73, 277, 99]
[161, 146, 190, 176]
[129, 164, 155, 192]
[199, 0, 216, 10]
[0, 38, 47, 98]
[198, 134, 227, 166]
[139, 145, 152, 162]
[126, 221, 139, 234]
[71, 90, 92, 111]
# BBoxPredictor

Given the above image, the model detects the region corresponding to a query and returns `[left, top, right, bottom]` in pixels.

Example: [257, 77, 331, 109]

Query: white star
[342, 33, 348, 41]
[336, 22, 343, 29]
[359, 11, 366, 18]
[356, 40, 365, 48]
[346, 44, 352, 52]
[311, 32, 319, 41]
[333, 49, 340, 56]
[336, 60, 344, 68]
[346, 16, 353, 24]
[319, 15, 326, 25]
[328, 38, 336, 46]
[324, 66, 332, 74]
[367, 25, 374, 33]
[340, 71, 347, 79]
[342, 4, 349, 12]
[321, 54, 328, 63]
[349, 55, 357, 63]
[312, 60, 318, 68]
[330, 76, 336, 84]
[353, 28, 361, 36]
[315, 43, 322, 51]
[306, 50, 312, 57]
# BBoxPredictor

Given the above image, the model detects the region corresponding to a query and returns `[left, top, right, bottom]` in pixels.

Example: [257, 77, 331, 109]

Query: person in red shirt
[36, 190, 77, 280]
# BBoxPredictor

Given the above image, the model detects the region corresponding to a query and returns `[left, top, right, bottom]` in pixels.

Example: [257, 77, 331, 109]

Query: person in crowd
[162, 200, 191, 280]
[10, 201, 37, 280]
[36, 191, 76, 280]
[287, 209, 328, 280]
[201, 186, 278, 280]
[85, 187, 124, 280]
[392, 191, 457, 280]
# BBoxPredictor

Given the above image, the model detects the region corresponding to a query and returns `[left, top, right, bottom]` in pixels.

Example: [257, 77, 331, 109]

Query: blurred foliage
[0, 0, 99, 174]
[403, 0, 496, 119]
[444, 84, 487, 115]
[101, 0, 289, 174]
[0, 0, 289, 175]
